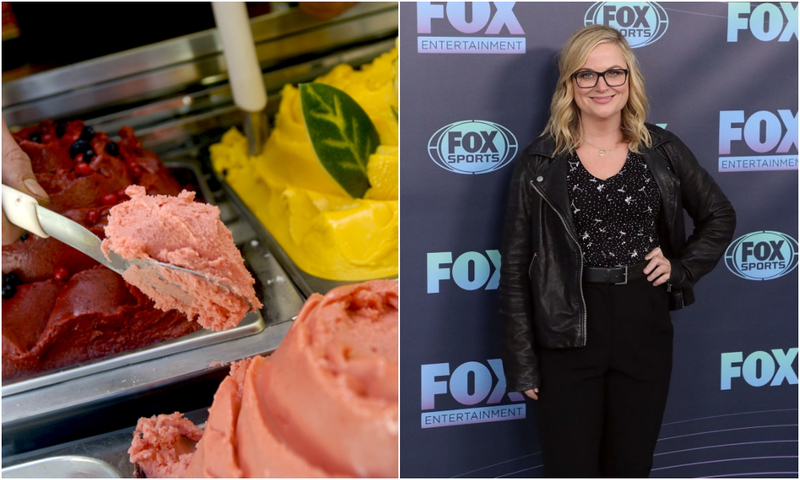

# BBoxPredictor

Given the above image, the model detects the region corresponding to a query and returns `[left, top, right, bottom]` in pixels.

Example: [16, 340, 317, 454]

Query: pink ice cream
[129, 413, 204, 478]
[101, 185, 261, 331]
[129, 280, 399, 477]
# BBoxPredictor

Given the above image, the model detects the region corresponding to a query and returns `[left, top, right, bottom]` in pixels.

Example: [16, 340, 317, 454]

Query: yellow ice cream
[211, 47, 398, 281]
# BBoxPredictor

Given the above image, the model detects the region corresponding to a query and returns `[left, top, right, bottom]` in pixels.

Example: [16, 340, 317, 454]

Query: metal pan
[1, 160, 263, 396]
[2, 407, 212, 476]
[2, 456, 122, 478]
[2, 158, 305, 457]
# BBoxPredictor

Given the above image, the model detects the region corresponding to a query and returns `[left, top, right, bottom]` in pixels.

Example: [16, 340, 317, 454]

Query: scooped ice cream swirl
[101, 185, 261, 331]
[129, 279, 398, 477]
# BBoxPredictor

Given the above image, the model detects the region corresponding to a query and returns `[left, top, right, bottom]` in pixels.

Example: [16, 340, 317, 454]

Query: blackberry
[105, 142, 120, 157]
[84, 149, 95, 162]
[18, 231, 29, 242]
[2, 271, 20, 300]
[3, 272, 20, 286]
[69, 139, 91, 159]
[29, 132, 42, 143]
[80, 126, 95, 142]
[2, 283, 16, 300]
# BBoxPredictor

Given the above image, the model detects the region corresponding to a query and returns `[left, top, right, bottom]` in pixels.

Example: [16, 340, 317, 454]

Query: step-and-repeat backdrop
[399, 2, 798, 477]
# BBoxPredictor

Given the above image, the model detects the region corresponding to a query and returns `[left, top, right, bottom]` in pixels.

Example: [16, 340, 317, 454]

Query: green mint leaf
[299, 83, 379, 199]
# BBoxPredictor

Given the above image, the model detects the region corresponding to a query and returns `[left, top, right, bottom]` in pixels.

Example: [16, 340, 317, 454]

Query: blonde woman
[498, 25, 735, 477]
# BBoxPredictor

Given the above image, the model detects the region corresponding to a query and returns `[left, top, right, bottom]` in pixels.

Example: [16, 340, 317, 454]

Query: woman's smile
[590, 94, 616, 104]
[573, 43, 629, 122]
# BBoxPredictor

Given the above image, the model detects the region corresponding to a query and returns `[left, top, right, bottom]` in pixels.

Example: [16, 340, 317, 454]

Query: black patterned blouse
[567, 151, 662, 268]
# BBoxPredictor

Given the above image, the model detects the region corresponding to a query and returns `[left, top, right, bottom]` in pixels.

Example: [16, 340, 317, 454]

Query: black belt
[583, 260, 650, 285]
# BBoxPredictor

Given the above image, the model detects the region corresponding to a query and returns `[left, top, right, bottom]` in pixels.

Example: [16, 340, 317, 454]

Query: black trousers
[534, 277, 673, 477]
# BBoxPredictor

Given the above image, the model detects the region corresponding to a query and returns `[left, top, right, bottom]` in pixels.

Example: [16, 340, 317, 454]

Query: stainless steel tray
[2, 241, 299, 456]
[1, 312, 264, 397]
[2, 408, 212, 476]
[2, 156, 305, 457]
[2, 456, 122, 478]
[1, 158, 263, 396]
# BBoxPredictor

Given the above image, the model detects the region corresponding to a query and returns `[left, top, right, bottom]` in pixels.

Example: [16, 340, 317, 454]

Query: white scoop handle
[212, 2, 267, 113]
[1, 184, 49, 238]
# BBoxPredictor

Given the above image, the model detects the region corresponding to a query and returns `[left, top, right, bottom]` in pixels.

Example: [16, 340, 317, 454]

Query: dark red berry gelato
[2, 120, 202, 382]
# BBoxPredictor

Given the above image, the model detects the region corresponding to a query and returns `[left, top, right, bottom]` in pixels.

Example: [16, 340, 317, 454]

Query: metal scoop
[1, 184, 247, 309]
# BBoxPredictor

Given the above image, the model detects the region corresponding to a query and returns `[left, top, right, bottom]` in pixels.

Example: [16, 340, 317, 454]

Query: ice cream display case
[2, 1, 398, 469]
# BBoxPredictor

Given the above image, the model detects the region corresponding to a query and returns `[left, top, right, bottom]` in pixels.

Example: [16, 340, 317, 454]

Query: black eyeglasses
[572, 69, 629, 88]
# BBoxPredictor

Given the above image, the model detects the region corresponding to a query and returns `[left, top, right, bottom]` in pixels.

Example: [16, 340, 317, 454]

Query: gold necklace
[582, 138, 621, 157]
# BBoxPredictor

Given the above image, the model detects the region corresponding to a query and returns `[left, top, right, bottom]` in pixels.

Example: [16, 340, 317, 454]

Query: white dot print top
[567, 151, 662, 268]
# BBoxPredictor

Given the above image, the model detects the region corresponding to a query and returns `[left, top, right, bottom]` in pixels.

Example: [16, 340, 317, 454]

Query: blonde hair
[544, 25, 651, 155]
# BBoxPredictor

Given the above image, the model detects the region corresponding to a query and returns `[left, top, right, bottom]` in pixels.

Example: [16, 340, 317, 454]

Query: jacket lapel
[643, 139, 679, 231]
[531, 152, 576, 234]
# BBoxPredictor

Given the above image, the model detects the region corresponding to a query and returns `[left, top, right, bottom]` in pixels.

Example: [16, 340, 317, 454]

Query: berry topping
[2, 283, 16, 300]
[29, 132, 42, 143]
[85, 209, 99, 224]
[55, 122, 67, 138]
[56, 168, 66, 175]
[131, 167, 142, 177]
[80, 126, 95, 142]
[74, 153, 85, 164]
[126, 160, 139, 170]
[101, 193, 117, 205]
[69, 139, 91, 159]
[4, 272, 20, 286]
[53, 267, 70, 282]
[74, 162, 91, 176]
[105, 142, 120, 156]
[18, 231, 29, 242]
[2, 272, 20, 299]
[115, 188, 128, 199]
[84, 149, 95, 162]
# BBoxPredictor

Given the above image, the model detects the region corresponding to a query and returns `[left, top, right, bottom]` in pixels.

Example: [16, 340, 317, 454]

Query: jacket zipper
[528, 252, 537, 280]
[529, 179, 588, 346]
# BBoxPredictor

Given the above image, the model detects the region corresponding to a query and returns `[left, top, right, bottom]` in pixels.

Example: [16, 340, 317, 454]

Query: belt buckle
[614, 266, 628, 285]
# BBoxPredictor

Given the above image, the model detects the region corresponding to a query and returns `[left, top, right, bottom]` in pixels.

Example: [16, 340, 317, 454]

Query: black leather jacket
[498, 124, 736, 392]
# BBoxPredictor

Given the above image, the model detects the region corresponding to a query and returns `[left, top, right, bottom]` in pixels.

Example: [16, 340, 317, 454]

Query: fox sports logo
[584, 2, 669, 48]
[725, 231, 799, 281]
[428, 120, 518, 175]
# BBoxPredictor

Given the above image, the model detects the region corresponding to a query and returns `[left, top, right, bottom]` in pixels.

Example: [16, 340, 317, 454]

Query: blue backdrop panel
[400, 2, 798, 477]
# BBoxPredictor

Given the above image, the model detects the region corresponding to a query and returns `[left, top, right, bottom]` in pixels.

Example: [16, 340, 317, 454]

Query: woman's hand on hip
[524, 388, 539, 400]
[644, 247, 671, 286]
